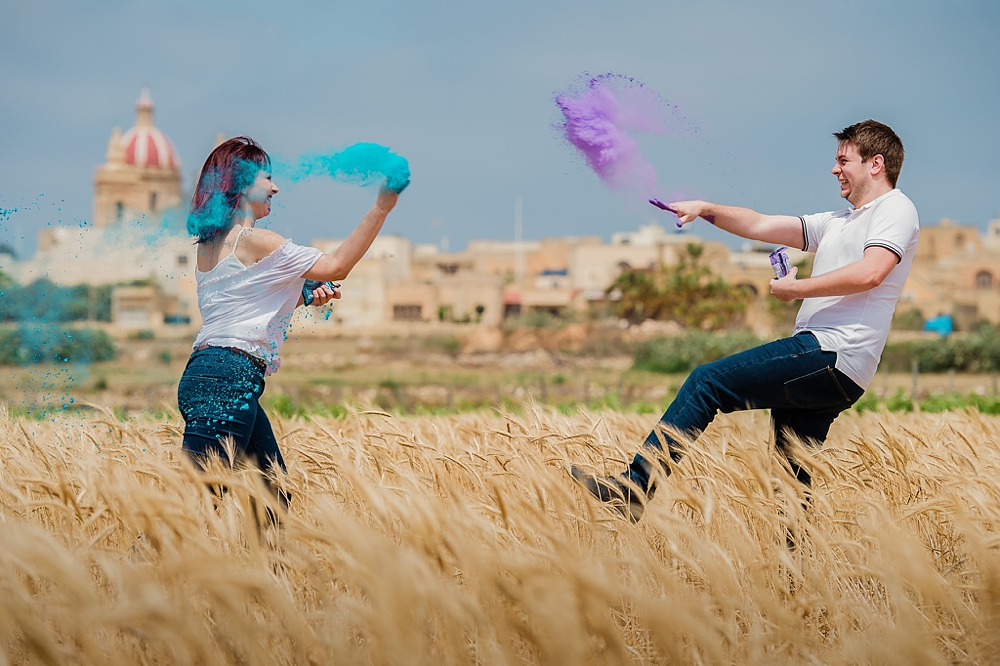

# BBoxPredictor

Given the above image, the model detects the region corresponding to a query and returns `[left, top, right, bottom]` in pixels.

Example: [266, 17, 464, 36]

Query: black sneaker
[570, 465, 646, 523]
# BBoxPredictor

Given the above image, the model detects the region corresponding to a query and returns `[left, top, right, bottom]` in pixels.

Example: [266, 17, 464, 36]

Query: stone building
[299, 222, 791, 333]
[3, 89, 997, 336]
[92, 88, 183, 228]
[7, 90, 198, 334]
[900, 217, 1000, 329]
[301, 235, 505, 329]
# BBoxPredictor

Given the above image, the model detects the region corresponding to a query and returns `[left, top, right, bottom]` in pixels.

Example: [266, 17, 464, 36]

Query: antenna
[514, 195, 524, 283]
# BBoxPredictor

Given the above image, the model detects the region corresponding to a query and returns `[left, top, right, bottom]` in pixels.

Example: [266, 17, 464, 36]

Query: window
[150, 192, 158, 211]
[115, 202, 124, 221]
[976, 271, 993, 289]
[393, 304, 422, 321]
[177, 254, 189, 266]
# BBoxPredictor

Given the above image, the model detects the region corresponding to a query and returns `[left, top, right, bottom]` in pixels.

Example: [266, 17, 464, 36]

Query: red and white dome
[120, 89, 180, 169]
[122, 126, 179, 168]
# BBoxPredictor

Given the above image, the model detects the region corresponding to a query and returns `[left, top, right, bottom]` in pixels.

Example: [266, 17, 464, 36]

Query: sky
[1, 0, 998, 259]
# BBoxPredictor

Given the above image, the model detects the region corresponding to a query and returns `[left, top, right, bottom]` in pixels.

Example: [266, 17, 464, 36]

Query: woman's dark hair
[188, 136, 271, 243]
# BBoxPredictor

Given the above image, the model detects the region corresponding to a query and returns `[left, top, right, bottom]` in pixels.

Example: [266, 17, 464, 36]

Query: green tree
[607, 243, 754, 330]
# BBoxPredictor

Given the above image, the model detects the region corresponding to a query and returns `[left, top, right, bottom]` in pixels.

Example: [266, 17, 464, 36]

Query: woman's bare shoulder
[237, 227, 287, 265]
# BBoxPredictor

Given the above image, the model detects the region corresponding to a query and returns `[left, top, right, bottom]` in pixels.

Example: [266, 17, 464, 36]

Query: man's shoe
[570, 465, 646, 523]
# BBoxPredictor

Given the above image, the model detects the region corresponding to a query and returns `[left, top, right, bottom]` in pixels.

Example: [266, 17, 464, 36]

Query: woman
[178, 136, 402, 503]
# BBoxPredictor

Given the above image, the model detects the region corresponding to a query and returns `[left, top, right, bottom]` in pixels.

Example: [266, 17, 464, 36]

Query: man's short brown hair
[834, 120, 905, 188]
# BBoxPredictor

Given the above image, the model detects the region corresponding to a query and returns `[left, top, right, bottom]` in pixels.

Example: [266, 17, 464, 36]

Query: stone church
[12, 90, 200, 333]
[91, 88, 183, 229]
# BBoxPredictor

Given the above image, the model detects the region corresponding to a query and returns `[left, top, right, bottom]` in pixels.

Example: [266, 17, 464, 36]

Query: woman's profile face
[244, 169, 279, 220]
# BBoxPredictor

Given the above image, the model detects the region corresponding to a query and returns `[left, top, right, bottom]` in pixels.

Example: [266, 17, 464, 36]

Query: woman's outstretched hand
[376, 186, 399, 212]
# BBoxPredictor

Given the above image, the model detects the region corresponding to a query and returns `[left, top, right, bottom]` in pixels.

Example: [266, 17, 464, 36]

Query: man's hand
[770, 267, 800, 302]
[663, 200, 713, 227]
[770, 247, 898, 302]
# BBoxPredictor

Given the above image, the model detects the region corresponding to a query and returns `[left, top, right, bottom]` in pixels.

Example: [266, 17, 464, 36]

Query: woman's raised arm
[303, 187, 399, 281]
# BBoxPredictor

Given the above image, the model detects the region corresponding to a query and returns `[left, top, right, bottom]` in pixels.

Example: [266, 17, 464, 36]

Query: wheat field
[1, 402, 999, 665]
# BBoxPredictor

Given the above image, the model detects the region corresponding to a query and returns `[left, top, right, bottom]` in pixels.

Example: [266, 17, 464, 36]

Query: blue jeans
[177, 347, 288, 501]
[630, 332, 864, 491]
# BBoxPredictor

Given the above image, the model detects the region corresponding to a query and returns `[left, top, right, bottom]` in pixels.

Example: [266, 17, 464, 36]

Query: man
[573, 119, 919, 522]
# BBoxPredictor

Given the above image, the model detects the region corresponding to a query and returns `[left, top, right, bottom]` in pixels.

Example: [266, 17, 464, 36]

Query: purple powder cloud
[556, 73, 665, 195]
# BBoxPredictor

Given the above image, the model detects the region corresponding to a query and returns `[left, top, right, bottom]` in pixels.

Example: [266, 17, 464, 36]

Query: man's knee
[678, 363, 718, 400]
[685, 362, 711, 385]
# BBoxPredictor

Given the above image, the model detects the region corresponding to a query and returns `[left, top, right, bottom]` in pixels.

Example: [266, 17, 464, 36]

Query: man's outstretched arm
[770, 246, 899, 302]
[665, 200, 805, 249]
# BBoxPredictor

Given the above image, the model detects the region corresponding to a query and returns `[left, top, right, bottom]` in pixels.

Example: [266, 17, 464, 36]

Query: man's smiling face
[831, 141, 874, 207]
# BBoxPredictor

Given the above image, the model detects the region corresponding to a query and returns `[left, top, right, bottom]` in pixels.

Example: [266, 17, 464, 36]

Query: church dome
[120, 89, 180, 169]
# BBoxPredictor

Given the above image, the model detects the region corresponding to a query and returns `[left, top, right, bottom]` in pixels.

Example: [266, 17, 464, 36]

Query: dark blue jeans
[630, 332, 864, 491]
[177, 347, 288, 500]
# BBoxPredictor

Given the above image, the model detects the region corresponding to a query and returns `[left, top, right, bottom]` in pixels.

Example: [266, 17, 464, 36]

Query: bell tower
[92, 89, 182, 227]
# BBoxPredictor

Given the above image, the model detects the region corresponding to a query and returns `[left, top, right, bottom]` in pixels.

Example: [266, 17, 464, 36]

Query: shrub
[881, 325, 1000, 373]
[521, 309, 561, 329]
[892, 308, 925, 331]
[0, 326, 116, 365]
[420, 334, 461, 356]
[852, 389, 1000, 415]
[0, 279, 113, 322]
[266, 393, 300, 419]
[633, 330, 763, 374]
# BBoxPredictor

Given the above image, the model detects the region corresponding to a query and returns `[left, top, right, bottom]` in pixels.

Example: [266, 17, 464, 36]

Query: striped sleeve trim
[798, 216, 808, 251]
[864, 240, 903, 263]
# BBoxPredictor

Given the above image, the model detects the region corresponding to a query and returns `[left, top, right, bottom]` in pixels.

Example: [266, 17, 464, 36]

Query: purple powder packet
[769, 246, 792, 279]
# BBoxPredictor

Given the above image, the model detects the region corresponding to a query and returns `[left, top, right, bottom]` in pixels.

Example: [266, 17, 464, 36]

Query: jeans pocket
[784, 366, 852, 410]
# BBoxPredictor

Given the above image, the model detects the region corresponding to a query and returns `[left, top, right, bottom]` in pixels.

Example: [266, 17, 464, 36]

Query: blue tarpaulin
[924, 314, 953, 336]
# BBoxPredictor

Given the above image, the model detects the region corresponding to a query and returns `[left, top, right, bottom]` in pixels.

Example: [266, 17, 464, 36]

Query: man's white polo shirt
[793, 188, 920, 390]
